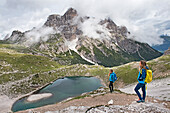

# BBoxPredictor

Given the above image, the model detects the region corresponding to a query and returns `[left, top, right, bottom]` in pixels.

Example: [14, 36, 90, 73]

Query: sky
[0, 0, 170, 45]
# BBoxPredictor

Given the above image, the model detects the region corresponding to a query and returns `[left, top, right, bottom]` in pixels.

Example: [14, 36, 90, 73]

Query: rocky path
[17, 91, 170, 113]
[120, 77, 170, 101]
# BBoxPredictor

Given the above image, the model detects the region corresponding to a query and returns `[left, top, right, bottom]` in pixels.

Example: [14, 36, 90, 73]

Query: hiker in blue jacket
[108, 69, 117, 93]
[134, 60, 149, 103]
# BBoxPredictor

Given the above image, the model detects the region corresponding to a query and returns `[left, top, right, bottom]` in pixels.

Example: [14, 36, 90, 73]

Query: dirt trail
[17, 92, 170, 113]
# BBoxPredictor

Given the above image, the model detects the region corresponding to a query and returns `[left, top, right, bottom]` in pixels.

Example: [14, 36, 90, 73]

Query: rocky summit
[4, 8, 162, 67]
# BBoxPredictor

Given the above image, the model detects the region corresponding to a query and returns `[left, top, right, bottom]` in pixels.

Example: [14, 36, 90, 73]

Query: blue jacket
[109, 72, 117, 82]
[137, 66, 149, 84]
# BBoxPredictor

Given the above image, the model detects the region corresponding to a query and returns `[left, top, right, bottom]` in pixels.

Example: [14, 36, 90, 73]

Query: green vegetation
[134, 41, 162, 61]
[57, 50, 92, 65]
[27, 34, 92, 66]
[0, 48, 60, 84]
[72, 95, 88, 100]
[93, 44, 136, 67]
[0, 41, 169, 97]
[78, 46, 91, 55]
[0, 43, 33, 53]
[115, 65, 138, 85]
[0, 52, 59, 72]
[147, 55, 170, 78]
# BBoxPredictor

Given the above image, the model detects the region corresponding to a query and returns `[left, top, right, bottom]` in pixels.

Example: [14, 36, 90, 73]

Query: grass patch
[0, 51, 60, 84]
[115, 65, 138, 85]
[78, 46, 91, 55]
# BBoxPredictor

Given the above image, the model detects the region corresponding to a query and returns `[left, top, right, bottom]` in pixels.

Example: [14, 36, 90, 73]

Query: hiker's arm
[142, 69, 146, 79]
[108, 73, 110, 80]
[139, 67, 141, 72]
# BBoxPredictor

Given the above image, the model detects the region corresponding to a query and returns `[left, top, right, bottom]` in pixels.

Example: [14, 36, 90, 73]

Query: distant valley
[152, 35, 170, 53]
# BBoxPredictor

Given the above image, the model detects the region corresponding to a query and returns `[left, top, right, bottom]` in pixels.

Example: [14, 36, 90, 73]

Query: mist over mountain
[4, 8, 162, 67]
[1, 0, 170, 46]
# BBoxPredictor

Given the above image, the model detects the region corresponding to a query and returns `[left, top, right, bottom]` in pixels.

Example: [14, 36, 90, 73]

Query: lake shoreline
[16, 90, 170, 113]
[12, 76, 103, 111]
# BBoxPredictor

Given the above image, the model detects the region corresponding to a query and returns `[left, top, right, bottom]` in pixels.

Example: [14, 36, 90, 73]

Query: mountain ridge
[4, 8, 162, 67]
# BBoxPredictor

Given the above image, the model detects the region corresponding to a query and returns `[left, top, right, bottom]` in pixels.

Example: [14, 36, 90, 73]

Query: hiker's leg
[109, 81, 111, 92]
[111, 81, 113, 92]
[109, 81, 113, 92]
[142, 84, 146, 100]
[134, 83, 142, 100]
[112, 82, 114, 91]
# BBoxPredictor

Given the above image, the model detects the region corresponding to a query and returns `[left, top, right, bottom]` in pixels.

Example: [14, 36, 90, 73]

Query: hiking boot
[136, 100, 143, 103]
[141, 100, 145, 102]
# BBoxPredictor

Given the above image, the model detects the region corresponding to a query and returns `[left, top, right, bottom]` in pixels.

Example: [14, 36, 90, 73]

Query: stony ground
[17, 90, 170, 113]
[120, 77, 170, 101]
[45, 102, 170, 113]
[86, 102, 170, 113]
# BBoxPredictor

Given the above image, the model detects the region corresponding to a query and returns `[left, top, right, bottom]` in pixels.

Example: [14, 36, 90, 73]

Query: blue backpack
[111, 73, 117, 82]
[114, 73, 117, 81]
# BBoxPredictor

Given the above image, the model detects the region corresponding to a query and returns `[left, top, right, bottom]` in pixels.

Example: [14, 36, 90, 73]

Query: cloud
[1, 0, 170, 45]
[71, 0, 170, 45]
[0, 0, 71, 39]
[24, 26, 57, 46]
[76, 17, 111, 39]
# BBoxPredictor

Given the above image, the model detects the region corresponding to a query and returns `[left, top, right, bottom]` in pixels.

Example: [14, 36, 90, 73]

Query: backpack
[110, 73, 117, 82]
[114, 74, 117, 81]
[145, 69, 152, 83]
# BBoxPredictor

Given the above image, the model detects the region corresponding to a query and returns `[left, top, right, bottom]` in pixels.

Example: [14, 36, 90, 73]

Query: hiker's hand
[108, 73, 111, 77]
[138, 67, 141, 71]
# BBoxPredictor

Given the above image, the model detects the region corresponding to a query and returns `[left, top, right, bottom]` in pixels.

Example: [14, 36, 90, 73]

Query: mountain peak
[11, 30, 23, 37]
[44, 8, 78, 27]
[64, 8, 77, 15]
[63, 7, 78, 20]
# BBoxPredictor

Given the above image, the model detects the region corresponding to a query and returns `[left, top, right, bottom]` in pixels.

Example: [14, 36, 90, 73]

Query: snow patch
[79, 54, 97, 65]
[65, 38, 78, 52]
[65, 38, 97, 65]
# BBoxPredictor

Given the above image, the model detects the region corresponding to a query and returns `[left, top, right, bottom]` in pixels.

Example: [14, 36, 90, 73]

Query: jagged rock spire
[63, 8, 78, 20]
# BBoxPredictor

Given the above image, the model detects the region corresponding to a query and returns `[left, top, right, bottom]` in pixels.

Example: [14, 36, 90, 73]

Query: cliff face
[4, 8, 162, 67]
[44, 8, 82, 41]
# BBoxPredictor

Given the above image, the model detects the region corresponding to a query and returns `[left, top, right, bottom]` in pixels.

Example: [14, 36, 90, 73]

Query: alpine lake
[12, 76, 103, 112]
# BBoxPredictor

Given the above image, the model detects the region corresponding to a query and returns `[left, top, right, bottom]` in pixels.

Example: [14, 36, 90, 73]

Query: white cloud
[0, 0, 170, 45]
[77, 17, 111, 39]
[24, 26, 57, 46]
[0, 0, 71, 39]
[72, 0, 170, 45]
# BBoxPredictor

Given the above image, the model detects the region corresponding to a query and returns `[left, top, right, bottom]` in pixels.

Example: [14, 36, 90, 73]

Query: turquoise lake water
[12, 76, 103, 112]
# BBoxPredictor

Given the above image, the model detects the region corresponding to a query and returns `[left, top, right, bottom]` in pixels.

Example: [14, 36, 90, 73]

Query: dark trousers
[109, 81, 113, 93]
[134, 83, 146, 100]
